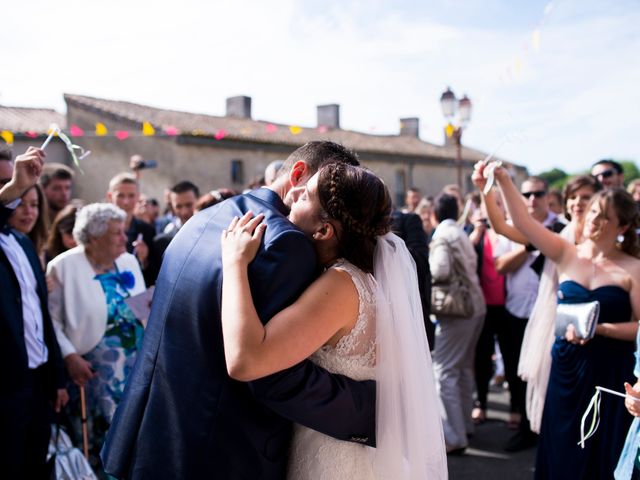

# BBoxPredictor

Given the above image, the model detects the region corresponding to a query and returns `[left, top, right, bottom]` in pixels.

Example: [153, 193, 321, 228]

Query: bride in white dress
[220, 163, 447, 479]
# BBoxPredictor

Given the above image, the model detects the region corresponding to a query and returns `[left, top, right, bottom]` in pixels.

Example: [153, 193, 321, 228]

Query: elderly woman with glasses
[47, 203, 146, 469]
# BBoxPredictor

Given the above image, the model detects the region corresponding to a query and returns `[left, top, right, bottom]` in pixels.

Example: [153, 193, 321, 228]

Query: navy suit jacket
[102, 188, 376, 480]
[0, 205, 64, 396]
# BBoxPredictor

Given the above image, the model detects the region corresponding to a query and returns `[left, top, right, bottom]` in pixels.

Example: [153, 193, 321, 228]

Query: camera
[137, 160, 157, 169]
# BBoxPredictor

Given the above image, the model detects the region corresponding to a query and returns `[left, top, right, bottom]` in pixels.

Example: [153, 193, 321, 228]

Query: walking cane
[79, 385, 89, 459]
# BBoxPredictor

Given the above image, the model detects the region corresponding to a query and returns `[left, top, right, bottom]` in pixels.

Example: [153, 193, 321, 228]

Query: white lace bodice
[288, 260, 377, 480]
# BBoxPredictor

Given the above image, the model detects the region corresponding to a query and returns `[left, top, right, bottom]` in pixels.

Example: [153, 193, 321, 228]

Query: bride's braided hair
[317, 163, 392, 273]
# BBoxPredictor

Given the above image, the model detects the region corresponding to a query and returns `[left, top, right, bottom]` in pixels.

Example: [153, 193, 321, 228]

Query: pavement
[447, 385, 537, 479]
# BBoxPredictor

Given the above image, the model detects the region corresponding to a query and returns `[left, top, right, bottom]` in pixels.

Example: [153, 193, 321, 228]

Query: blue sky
[2, 0, 638, 174]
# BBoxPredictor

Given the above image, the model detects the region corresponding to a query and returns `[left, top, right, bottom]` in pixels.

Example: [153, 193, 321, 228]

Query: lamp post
[440, 87, 472, 190]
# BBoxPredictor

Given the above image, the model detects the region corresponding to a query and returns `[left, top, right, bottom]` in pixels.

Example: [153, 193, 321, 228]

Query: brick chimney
[317, 104, 340, 129]
[226, 96, 252, 119]
[400, 117, 420, 137]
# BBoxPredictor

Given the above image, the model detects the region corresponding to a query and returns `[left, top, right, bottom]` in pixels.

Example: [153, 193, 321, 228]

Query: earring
[617, 234, 625, 244]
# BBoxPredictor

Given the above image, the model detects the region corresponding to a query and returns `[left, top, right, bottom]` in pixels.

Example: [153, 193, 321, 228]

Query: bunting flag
[1, 130, 14, 145]
[70, 124, 85, 136]
[532, 29, 541, 52]
[96, 122, 108, 136]
[142, 122, 155, 136]
[1, 118, 335, 145]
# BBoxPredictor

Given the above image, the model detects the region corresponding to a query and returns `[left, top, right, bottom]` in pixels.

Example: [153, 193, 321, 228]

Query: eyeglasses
[521, 190, 547, 199]
[593, 169, 616, 180]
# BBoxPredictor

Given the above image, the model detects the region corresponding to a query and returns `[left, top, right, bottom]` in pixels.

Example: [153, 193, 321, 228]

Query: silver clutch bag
[555, 301, 600, 340]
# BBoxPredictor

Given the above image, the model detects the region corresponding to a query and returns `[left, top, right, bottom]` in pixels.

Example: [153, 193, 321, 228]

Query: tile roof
[0, 106, 66, 134]
[63, 93, 511, 165]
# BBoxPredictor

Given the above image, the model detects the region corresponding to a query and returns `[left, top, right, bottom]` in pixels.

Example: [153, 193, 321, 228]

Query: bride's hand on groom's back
[221, 212, 267, 268]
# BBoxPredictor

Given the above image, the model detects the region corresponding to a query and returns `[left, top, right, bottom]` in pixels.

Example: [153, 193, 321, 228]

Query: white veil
[372, 233, 448, 479]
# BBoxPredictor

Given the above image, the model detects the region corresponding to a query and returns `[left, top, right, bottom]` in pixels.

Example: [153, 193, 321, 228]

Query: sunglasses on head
[522, 190, 547, 199]
[593, 169, 616, 180]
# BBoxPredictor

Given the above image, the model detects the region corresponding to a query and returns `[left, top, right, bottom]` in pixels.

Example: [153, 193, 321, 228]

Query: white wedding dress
[287, 233, 448, 479]
[288, 260, 377, 479]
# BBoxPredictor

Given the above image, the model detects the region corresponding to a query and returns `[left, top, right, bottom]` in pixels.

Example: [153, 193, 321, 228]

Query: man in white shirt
[494, 175, 563, 452]
[0, 147, 67, 478]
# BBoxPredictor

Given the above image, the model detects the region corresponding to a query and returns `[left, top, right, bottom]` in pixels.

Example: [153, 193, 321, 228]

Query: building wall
[65, 103, 528, 206]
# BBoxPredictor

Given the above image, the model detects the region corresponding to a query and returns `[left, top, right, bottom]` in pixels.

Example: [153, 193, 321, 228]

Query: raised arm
[472, 161, 528, 244]
[493, 165, 569, 264]
[221, 212, 359, 381]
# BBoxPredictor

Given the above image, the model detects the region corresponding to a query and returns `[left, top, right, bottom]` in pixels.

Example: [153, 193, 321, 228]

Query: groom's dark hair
[278, 141, 360, 179]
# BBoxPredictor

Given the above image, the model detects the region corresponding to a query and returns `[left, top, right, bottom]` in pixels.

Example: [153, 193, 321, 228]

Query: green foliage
[537, 160, 639, 189]
[620, 161, 640, 184]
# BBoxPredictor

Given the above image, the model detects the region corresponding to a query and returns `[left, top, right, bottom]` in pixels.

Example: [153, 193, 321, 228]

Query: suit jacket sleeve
[247, 230, 377, 447]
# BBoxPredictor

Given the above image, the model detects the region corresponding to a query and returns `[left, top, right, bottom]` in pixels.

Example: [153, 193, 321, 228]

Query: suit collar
[246, 188, 289, 216]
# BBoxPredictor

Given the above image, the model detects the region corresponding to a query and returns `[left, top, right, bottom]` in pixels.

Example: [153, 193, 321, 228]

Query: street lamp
[440, 87, 472, 190]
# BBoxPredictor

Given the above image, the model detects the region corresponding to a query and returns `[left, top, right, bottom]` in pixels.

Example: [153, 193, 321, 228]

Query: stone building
[1, 94, 527, 205]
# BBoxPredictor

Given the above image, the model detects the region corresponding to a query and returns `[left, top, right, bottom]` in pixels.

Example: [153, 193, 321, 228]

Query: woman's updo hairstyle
[316, 163, 392, 273]
[591, 188, 640, 258]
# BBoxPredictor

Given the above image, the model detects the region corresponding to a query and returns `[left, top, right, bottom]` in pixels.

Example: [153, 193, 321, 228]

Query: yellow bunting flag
[445, 123, 455, 138]
[96, 123, 108, 136]
[514, 57, 523, 76]
[532, 29, 541, 52]
[142, 122, 155, 136]
[289, 126, 303, 135]
[1, 130, 14, 145]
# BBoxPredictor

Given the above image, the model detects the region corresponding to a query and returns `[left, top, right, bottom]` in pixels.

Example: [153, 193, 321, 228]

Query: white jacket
[47, 245, 146, 357]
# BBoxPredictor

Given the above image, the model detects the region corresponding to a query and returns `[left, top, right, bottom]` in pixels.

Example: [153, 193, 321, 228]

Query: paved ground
[447, 386, 537, 479]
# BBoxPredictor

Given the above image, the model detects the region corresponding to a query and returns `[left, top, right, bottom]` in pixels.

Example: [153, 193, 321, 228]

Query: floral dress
[70, 268, 144, 467]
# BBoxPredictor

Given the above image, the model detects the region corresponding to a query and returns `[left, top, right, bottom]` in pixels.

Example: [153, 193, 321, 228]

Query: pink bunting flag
[115, 131, 130, 141]
[25, 131, 38, 138]
[70, 124, 85, 137]
[265, 123, 278, 133]
[164, 126, 179, 136]
[214, 129, 227, 140]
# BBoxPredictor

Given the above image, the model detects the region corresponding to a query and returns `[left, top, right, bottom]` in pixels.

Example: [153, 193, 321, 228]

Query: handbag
[554, 300, 600, 340]
[430, 237, 474, 318]
[46, 423, 97, 480]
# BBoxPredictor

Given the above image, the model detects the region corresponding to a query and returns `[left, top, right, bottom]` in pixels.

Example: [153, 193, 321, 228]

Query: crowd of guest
[2, 140, 640, 479]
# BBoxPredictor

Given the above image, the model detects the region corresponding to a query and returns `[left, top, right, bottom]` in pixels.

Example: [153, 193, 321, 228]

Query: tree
[538, 168, 569, 190]
[620, 160, 640, 185]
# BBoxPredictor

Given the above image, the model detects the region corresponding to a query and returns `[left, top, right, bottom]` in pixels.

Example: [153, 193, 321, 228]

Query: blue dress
[535, 280, 635, 479]
[615, 327, 640, 479]
[70, 268, 144, 465]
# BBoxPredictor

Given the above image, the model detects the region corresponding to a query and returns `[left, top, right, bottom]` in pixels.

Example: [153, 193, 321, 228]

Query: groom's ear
[289, 161, 309, 187]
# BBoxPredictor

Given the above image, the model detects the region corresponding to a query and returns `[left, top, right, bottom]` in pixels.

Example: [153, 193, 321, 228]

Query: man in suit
[107, 172, 157, 285]
[148, 180, 200, 284]
[0, 146, 67, 478]
[391, 209, 434, 349]
[102, 141, 376, 479]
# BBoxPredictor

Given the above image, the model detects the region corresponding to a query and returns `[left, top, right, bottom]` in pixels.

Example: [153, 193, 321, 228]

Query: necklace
[85, 251, 115, 274]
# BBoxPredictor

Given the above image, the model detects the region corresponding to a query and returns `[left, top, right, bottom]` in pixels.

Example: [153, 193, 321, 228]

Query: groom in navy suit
[102, 142, 376, 479]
